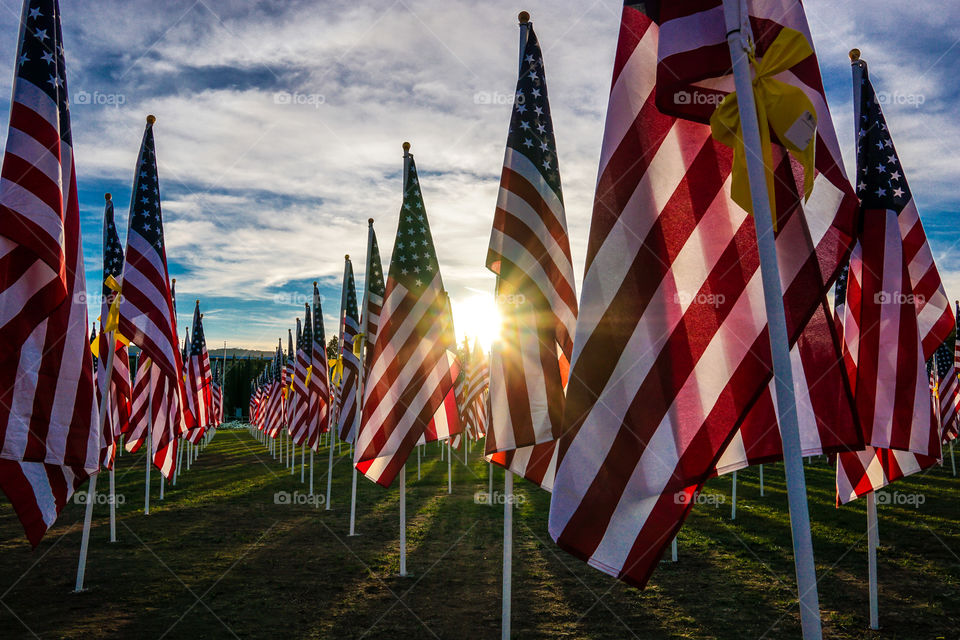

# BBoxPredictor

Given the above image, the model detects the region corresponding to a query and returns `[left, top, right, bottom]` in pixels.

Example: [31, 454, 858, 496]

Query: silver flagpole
[722, 1, 820, 636]
[144, 367, 152, 516]
[398, 142, 413, 573]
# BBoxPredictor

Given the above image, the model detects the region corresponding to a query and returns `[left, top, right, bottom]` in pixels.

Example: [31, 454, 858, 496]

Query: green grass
[1, 426, 959, 639]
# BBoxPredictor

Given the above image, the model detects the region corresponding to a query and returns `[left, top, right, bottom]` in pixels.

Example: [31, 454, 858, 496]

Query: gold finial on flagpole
[402, 141, 410, 153]
[313, 281, 317, 286]
[518, 11, 529, 24]
[368, 218, 374, 225]
[345, 254, 350, 260]
[146, 114, 156, 124]
[104, 193, 112, 201]
[849, 48, 861, 62]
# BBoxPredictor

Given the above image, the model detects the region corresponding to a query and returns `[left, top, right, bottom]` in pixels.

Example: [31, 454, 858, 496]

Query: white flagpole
[867, 492, 879, 630]
[731, 470, 737, 520]
[447, 439, 452, 494]
[488, 460, 493, 505]
[75, 328, 118, 591]
[759, 464, 765, 496]
[309, 449, 315, 495]
[108, 468, 116, 542]
[301, 444, 306, 482]
[325, 428, 335, 510]
[502, 469, 514, 640]
[722, 2, 820, 636]
[399, 463, 408, 577]
[671, 537, 678, 562]
[417, 444, 421, 480]
[950, 440, 956, 477]
[160, 470, 165, 500]
[144, 368, 153, 516]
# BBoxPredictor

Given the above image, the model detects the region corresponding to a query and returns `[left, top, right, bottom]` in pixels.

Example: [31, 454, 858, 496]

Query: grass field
[1, 424, 959, 639]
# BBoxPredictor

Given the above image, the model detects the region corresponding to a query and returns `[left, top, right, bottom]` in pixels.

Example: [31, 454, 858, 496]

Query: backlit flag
[0, 0, 99, 546]
[836, 55, 950, 503]
[485, 19, 576, 491]
[126, 354, 151, 453]
[361, 219, 386, 377]
[115, 115, 188, 478]
[548, 2, 861, 588]
[463, 339, 489, 440]
[308, 282, 330, 445]
[290, 307, 313, 445]
[287, 319, 301, 421]
[338, 256, 361, 443]
[97, 193, 131, 469]
[419, 295, 462, 445]
[356, 147, 458, 487]
[211, 361, 223, 427]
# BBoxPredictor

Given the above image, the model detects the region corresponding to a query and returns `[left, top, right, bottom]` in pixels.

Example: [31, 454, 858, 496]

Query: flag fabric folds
[337, 257, 362, 443]
[290, 305, 314, 445]
[485, 20, 576, 492]
[308, 283, 330, 445]
[548, 2, 860, 588]
[835, 56, 951, 503]
[184, 301, 212, 440]
[361, 220, 386, 377]
[0, 0, 99, 546]
[356, 150, 459, 487]
[462, 339, 489, 441]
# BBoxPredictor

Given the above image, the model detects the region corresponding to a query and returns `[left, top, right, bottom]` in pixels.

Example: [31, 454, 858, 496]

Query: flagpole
[671, 537, 678, 562]
[722, 2, 820, 637]
[108, 467, 116, 542]
[759, 464, 765, 496]
[867, 491, 879, 629]
[325, 427, 335, 510]
[309, 448, 315, 495]
[144, 368, 152, 516]
[399, 463, 408, 577]
[731, 470, 737, 520]
[75, 330, 118, 592]
[417, 444, 421, 480]
[951, 440, 956, 477]
[301, 444, 306, 482]
[500, 13, 529, 639]
[447, 439, 452, 494]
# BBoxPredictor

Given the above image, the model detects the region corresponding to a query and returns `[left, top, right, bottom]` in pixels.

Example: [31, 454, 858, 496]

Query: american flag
[126, 353, 151, 453]
[0, 0, 100, 547]
[361, 219, 386, 377]
[115, 115, 189, 478]
[462, 339, 489, 440]
[283, 328, 294, 418]
[485, 20, 576, 492]
[185, 301, 212, 437]
[289, 306, 313, 445]
[548, 2, 861, 588]
[356, 149, 459, 487]
[417, 294, 462, 445]
[835, 55, 951, 502]
[308, 282, 329, 445]
[97, 194, 132, 469]
[337, 256, 361, 443]
[210, 360, 223, 427]
[935, 339, 960, 443]
[265, 341, 286, 438]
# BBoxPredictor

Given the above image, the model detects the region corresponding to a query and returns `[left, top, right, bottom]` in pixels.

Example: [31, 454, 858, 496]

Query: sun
[450, 293, 501, 351]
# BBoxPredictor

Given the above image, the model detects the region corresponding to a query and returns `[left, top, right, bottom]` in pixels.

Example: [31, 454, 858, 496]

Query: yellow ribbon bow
[101, 274, 131, 345]
[710, 27, 817, 230]
[329, 357, 343, 386]
[352, 332, 365, 358]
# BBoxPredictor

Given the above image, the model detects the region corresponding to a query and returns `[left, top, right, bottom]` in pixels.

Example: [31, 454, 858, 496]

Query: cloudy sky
[2, 0, 959, 351]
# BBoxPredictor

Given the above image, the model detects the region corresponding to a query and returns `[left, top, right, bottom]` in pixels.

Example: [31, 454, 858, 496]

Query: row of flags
[0, 0, 223, 546]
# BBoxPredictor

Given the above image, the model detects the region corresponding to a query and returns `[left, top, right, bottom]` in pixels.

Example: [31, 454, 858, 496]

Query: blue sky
[1, 0, 959, 350]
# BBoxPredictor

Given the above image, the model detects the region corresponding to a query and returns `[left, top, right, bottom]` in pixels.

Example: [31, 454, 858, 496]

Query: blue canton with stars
[128, 121, 165, 253]
[102, 198, 124, 296]
[189, 303, 206, 358]
[366, 229, 385, 298]
[855, 61, 912, 213]
[313, 284, 326, 347]
[16, 1, 72, 144]
[301, 305, 313, 353]
[343, 259, 359, 323]
[935, 339, 955, 380]
[390, 156, 442, 294]
[507, 23, 563, 202]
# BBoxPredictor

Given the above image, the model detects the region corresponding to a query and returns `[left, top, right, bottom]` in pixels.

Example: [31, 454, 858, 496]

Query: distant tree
[327, 336, 339, 360]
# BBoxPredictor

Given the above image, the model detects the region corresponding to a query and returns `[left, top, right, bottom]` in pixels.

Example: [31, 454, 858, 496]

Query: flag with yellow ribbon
[709, 27, 817, 230]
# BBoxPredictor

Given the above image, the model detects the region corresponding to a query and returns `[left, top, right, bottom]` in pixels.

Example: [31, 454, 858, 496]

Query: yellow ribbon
[101, 274, 131, 345]
[329, 357, 343, 386]
[710, 27, 817, 231]
[304, 364, 313, 387]
[352, 333, 365, 358]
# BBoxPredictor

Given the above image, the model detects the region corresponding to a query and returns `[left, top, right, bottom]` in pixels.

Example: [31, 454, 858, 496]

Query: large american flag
[548, 2, 860, 588]
[462, 339, 489, 440]
[0, 0, 100, 547]
[289, 305, 313, 445]
[308, 282, 329, 445]
[485, 20, 576, 492]
[115, 116, 189, 479]
[835, 56, 951, 503]
[337, 256, 361, 443]
[361, 219, 386, 377]
[210, 360, 223, 427]
[265, 342, 286, 438]
[356, 150, 458, 487]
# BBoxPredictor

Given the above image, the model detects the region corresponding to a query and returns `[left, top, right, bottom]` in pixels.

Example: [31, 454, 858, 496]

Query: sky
[1, 0, 959, 351]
